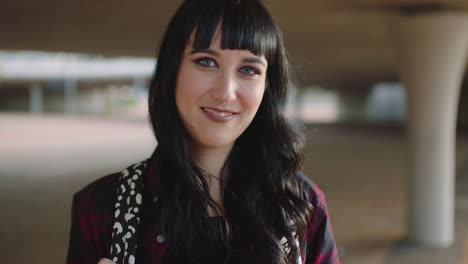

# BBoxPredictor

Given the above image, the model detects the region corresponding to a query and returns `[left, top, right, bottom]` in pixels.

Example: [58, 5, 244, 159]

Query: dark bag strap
[109, 161, 147, 264]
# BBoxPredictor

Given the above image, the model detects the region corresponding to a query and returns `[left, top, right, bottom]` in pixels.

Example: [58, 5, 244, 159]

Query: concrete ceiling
[1, 0, 467, 88]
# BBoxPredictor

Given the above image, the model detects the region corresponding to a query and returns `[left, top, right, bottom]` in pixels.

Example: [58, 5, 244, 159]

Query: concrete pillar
[392, 11, 468, 247]
[458, 85, 468, 127]
[29, 83, 43, 114]
[64, 78, 78, 115]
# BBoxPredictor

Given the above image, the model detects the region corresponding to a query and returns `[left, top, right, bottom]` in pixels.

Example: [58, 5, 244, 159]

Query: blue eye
[240, 66, 260, 76]
[194, 57, 217, 67]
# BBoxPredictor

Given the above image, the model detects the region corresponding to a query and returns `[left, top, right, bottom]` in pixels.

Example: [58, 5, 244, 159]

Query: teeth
[203, 108, 233, 117]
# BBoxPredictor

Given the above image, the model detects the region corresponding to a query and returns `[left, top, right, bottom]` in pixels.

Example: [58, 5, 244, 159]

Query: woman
[66, 0, 340, 263]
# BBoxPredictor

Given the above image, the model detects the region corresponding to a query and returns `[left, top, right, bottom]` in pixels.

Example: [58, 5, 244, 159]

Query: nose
[211, 70, 237, 104]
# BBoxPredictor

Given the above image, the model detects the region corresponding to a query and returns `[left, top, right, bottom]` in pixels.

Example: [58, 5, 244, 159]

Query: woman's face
[175, 29, 267, 152]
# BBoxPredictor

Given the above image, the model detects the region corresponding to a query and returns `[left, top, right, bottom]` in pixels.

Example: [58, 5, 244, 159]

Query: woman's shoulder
[75, 172, 120, 196]
[296, 171, 328, 208]
[67, 160, 150, 263]
[72, 160, 149, 209]
[74, 160, 147, 198]
[72, 172, 120, 211]
[296, 172, 341, 263]
[67, 169, 127, 263]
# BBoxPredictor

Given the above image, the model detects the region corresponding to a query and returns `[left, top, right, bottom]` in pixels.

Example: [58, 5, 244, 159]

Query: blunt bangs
[181, 0, 279, 64]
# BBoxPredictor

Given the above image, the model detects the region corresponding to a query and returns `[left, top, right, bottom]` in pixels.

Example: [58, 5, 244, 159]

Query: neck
[190, 143, 233, 217]
[190, 144, 233, 179]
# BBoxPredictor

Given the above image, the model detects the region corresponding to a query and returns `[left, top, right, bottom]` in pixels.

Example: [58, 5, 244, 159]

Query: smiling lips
[201, 107, 238, 123]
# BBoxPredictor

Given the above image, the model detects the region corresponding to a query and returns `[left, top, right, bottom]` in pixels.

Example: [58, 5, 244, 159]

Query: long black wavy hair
[148, 0, 313, 263]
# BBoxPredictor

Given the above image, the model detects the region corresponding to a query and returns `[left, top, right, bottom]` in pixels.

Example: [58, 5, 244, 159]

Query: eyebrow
[189, 48, 267, 68]
[243, 57, 267, 68]
[190, 48, 220, 57]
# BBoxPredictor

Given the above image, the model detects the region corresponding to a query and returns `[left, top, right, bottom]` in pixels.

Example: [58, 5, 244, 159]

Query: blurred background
[1, 1, 468, 263]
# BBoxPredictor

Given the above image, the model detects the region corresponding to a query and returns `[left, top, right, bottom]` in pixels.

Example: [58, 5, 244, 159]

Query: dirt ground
[1, 113, 467, 264]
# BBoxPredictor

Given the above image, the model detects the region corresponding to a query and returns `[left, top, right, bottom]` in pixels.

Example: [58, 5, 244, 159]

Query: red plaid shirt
[66, 161, 340, 264]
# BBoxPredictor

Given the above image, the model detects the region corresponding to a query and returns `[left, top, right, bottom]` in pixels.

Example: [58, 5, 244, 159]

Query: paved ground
[1, 113, 467, 264]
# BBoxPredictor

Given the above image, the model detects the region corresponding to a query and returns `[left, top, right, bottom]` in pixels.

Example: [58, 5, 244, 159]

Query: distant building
[0, 51, 155, 117]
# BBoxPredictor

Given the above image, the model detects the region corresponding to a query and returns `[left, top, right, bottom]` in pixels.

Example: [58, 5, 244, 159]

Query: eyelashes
[194, 57, 217, 67]
[239, 66, 260, 76]
[192, 57, 262, 76]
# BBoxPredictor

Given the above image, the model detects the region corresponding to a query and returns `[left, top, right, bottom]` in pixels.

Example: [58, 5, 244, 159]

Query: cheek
[175, 66, 204, 112]
[243, 83, 266, 112]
